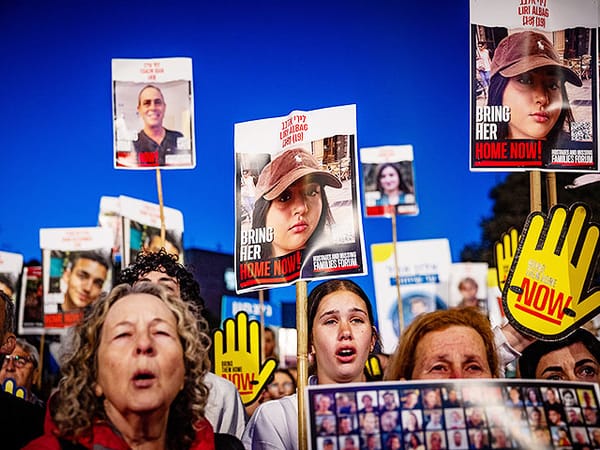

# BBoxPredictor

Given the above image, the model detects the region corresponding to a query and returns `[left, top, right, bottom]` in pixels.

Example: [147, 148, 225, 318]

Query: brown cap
[490, 31, 582, 87]
[255, 148, 342, 201]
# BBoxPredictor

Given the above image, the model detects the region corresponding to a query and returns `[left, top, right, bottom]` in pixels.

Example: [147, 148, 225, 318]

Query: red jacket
[23, 407, 215, 450]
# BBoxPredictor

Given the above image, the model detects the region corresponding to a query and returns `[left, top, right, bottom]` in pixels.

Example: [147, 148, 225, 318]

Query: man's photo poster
[112, 57, 196, 169]
[39, 227, 113, 329]
[234, 104, 366, 293]
[470, 0, 598, 171]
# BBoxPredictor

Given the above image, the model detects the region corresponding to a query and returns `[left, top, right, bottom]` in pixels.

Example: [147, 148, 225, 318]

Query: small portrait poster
[98, 195, 122, 263]
[112, 57, 196, 169]
[234, 104, 367, 293]
[306, 379, 600, 450]
[470, 0, 598, 171]
[0, 250, 24, 301]
[17, 266, 44, 335]
[119, 195, 184, 267]
[371, 239, 451, 354]
[361, 145, 419, 217]
[39, 227, 113, 329]
[448, 262, 490, 315]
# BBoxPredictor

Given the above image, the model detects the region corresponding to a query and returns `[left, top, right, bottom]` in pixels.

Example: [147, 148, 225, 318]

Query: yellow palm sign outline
[213, 312, 277, 405]
[502, 203, 600, 341]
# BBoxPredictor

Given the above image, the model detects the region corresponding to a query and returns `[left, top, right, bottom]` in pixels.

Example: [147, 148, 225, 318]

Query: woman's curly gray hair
[50, 282, 212, 448]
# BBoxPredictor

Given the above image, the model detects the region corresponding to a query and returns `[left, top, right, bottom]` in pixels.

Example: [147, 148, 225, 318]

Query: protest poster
[220, 295, 282, 327]
[0, 250, 23, 301]
[361, 145, 419, 217]
[306, 378, 600, 450]
[112, 57, 195, 169]
[371, 239, 451, 354]
[470, 0, 598, 171]
[39, 227, 113, 329]
[17, 266, 44, 335]
[234, 104, 366, 293]
[448, 262, 489, 316]
[98, 195, 122, 263]
[119, 195, 184, 267]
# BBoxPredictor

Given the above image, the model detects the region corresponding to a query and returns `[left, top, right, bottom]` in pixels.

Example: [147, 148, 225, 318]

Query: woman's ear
[0, 333, 16, 356]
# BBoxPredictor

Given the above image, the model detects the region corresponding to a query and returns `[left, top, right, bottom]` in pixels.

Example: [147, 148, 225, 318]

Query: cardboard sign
[213, 312, 277, 405]
[502, 203, 600, 340]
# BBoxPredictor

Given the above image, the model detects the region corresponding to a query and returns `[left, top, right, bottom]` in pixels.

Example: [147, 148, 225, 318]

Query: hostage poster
[39, 227, 113, 330]
[470, 0, 598, 171]
[361, 145, 419, 217]
[112, 57, 196, 169]
[372, 239, 452, 354]
[234, 104, 367, 293]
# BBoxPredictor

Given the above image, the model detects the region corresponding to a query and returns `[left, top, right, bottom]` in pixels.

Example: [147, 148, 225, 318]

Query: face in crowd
[62, 256, 108, 311]
[0, 340, 37, 393]
[308, 280, 377, 385]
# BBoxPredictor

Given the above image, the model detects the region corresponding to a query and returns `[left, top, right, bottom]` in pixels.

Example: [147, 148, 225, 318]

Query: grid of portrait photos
[306, 379, 600, 450]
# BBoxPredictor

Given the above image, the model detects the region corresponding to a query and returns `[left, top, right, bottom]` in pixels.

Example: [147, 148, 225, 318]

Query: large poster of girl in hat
[470, 0, 598, 172]
[234, 104, 366, 293]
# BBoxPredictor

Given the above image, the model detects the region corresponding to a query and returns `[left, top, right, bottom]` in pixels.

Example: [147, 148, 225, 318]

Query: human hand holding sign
[213, 311, 277, 405]
[503, 203, 600, 340]
[495, 227, 519, 292]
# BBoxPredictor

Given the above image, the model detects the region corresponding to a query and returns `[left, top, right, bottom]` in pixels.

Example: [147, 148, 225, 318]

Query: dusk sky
[2, 0, 517, 310]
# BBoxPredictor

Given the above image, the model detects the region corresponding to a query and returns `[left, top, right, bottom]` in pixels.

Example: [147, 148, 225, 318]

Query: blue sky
[1, 0, 510, 308]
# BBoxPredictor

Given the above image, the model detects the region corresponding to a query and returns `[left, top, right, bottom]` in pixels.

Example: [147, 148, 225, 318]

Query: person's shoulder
[165, 128, 184, 138]
[203, 371, 238, 393]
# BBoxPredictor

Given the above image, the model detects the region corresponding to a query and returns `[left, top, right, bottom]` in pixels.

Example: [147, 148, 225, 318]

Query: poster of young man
[371, 238, 451, 354]
[0, 250, 23, 301]
[306, 379, 600, 450]
[98, 195, 122, 264]
[17, 266, 44, 335]
[448, 262, 489, 315]
[361, 145, 419, 217]
[39, 227, 113, 329]
[470, 0, 598, 171]
[119, 195, 184, 267]
[234, 104, 366, 293]
[112, 57, 195, 169]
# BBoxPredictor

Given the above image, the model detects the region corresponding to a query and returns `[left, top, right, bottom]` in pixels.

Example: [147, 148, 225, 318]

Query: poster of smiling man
[112, 57, 195, 169]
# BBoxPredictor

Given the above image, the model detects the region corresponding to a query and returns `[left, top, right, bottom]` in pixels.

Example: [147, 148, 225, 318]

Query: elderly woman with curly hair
[24, 282, 215, 449]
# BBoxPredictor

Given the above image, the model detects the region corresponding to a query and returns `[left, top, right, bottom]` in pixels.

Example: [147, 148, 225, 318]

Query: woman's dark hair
[519, 328, 600, 378]
[307, 279, 381, 375]
[252, 174, 334, 259]
[487, 71, 574, 141]
[375, 163, 412, 194]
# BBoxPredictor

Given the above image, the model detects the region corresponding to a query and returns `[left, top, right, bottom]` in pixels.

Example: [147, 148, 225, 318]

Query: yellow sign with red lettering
[502, 203, 600, 341]
[213, 312, 277, 405]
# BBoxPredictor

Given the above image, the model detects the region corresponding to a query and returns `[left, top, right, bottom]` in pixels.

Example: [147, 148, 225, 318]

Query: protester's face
[311, 290, 374, 384]
[95, 293, 185, 415]
[263, 329, 276, 359]
[137, 270, 180, 298]
[146, 236, 180, 259]
[137, 87, 165, 129]
[266, 177, 323, 257]
[379, 166, 400, 194]
[502, 68, 563, 140]
[0, 343, 36, 390]
[64, 258, 108, 309]
[535, 342, 600, 383]
[267, 370, 295, 399]
[412, 325, 492, 379]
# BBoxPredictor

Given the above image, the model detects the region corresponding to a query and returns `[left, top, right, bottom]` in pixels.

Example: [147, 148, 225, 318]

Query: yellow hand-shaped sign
[503, 203, 600, 341]
[2, 377, 26, 400]
[213, 312, 277, 405]
[495, 228, 519, 292]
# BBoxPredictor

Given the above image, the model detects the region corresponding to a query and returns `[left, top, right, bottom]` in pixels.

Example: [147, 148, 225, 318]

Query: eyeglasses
[2, 355, 34, 368]
[267, 381, 295, 393]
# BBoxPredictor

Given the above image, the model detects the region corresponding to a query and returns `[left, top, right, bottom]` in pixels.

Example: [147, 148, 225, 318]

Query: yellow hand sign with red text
[495, 227, 519, 292]
[213, 312, 277, 405]
[502, 203, 600, 341]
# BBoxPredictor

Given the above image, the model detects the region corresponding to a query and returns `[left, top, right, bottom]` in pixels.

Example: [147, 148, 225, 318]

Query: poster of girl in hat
[470, 0, 598, 172]
[234, 104, 366, 293]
